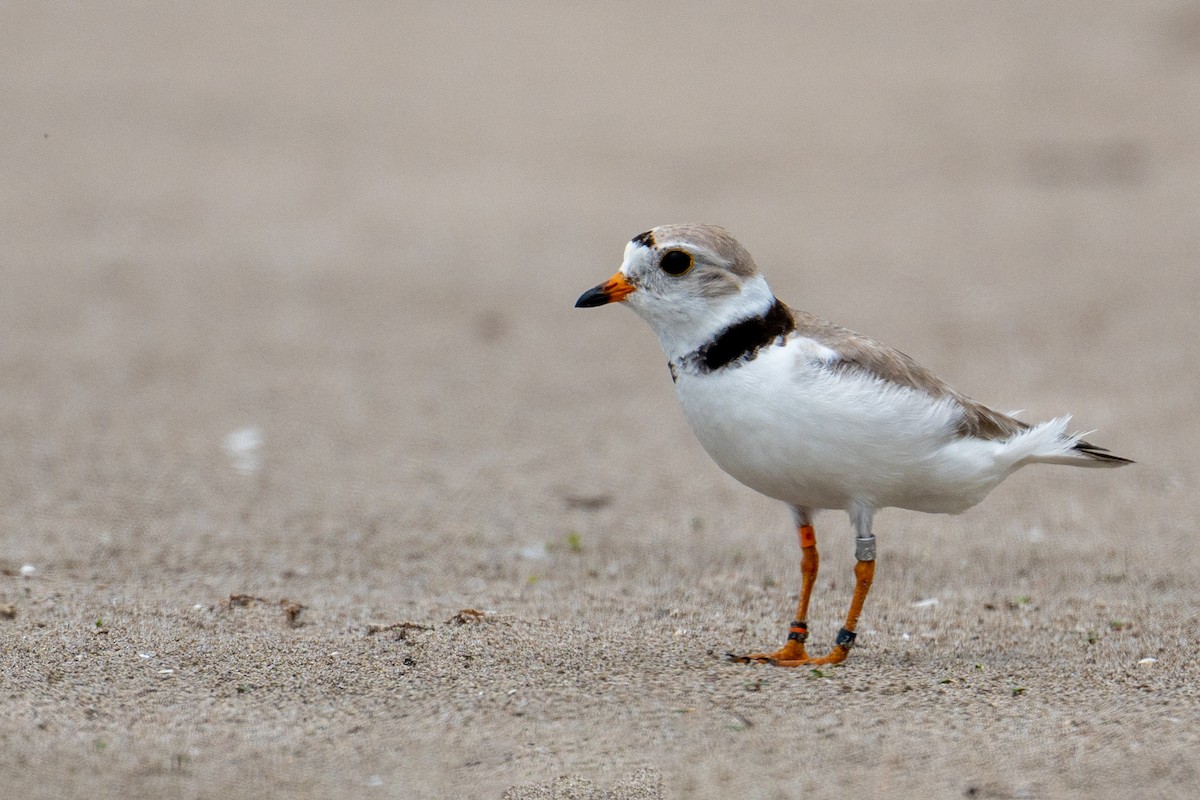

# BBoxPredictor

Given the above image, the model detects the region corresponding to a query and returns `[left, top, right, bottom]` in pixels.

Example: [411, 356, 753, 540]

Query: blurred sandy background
[1, 2, 1198, 798]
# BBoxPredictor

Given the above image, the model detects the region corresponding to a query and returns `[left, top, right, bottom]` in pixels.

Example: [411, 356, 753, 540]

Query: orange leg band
[799, 524, 816, 548]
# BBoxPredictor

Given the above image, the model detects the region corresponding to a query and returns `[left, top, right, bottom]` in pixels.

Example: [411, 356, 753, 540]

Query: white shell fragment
[223, 427, 264, 475]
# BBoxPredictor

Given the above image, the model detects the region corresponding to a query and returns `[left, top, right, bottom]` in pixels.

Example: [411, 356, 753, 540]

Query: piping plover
[576, 224, 1131, 666]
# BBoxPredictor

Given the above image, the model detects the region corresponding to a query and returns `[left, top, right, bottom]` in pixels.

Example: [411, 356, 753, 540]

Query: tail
[1069, 438, 1135, 466]
[1002, 416, 1134, 469]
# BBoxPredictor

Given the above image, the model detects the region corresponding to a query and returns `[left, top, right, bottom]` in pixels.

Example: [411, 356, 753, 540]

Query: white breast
[673, 341, 1008, 513]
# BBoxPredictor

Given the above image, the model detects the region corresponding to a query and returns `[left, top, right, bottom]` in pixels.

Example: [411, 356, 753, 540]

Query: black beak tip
[574, 286, 610, 308]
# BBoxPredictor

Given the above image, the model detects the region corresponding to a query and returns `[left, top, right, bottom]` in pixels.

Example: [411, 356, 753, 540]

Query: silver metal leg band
[855, 536, 876, 562]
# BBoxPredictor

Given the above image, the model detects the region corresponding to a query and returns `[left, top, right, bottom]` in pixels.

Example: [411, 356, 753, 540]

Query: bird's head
[575, 224, 776, 357]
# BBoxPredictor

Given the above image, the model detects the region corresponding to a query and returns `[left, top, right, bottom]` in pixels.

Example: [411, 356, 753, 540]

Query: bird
[575, 224, 1131, 666]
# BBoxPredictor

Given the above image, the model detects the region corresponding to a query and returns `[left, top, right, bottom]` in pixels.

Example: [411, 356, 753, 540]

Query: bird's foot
[726, 621, 811, 666]
[799, 644, 850, 666]
[726, 628, 856, 668]
[726, 641, 810, 666]
[796, 629, 856, 666]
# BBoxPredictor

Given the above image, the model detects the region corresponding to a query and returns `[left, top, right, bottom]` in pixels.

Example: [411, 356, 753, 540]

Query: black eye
[659, 249, 693, 276]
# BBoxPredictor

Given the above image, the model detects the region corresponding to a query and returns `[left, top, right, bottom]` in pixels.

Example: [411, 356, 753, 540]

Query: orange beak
[575, 272, 636, 307]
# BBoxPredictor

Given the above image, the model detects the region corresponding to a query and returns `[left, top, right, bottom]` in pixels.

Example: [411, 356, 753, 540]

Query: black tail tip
[1074, 440, 1134, 466]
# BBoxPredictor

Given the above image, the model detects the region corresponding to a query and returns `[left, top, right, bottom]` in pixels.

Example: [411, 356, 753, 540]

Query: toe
[768, 658, 812, 667]
[805, 646, 851, 666]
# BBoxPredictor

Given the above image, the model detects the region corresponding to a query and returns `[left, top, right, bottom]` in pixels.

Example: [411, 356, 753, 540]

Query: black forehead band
[631, 230, 656, 248]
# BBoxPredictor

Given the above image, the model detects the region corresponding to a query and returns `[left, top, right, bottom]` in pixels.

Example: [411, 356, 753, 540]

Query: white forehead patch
[620, 239, 655, 275]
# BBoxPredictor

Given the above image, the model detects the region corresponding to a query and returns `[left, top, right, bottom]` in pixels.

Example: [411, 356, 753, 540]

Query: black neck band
[672, 298, 795, 379]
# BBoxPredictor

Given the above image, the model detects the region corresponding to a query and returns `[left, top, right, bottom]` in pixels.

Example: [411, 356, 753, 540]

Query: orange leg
[728, 511, 877, 668]
[805, 557, 875, 666]
[728, 522, 820, 665]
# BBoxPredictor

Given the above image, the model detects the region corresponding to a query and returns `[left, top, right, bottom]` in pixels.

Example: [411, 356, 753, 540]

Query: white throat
[628, 274, 778, 361]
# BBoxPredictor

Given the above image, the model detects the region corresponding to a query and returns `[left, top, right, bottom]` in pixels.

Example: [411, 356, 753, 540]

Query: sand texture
[2, 3, 1198, 798]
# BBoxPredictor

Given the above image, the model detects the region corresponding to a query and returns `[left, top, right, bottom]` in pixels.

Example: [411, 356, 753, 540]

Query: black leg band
[835, 627, 856, 648]
[786, 620, 808, 643]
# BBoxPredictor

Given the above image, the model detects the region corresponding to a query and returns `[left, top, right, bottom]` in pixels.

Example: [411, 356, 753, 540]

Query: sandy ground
[2, 2, 1199, 798]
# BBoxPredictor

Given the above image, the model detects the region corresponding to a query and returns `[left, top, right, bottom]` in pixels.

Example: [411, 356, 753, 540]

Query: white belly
[673, 346, 1005, 513]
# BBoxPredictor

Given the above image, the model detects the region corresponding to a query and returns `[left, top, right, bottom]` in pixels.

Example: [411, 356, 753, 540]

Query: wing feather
[791, 310, 1029, 442]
